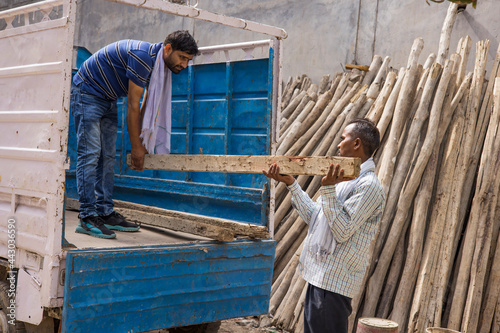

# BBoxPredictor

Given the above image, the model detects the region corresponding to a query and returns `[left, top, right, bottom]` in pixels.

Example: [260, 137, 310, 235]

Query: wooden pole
[319, 74, 331, 94]
[436, 3, 459, 65]
[274, 217, 307, 265]
[281, 90, 307, 120]
[278, 100, 316, 153]
[461, 77, 500, 333]
[366, 71, 397, 124]
[373, 64, 441, 280]
[269, 242, 304, 315]
[298, 82, 362, 157]
[377, 224, 408, 318]
[289, 284, 307, 331]
[364, 59, 452, 320]
[377, 38, 424, 195]
[455, 36, 472, 87]
[409, 93, 468, 333]
[362, 55, 383, 86]
[280, 91, 316, 139]
[282, 76, 302, 108]
[276, 276, 307, 329]
[376, 67, 406, 140]
[447, 40, 491, 330]
[479, 227, 500, 333]
[285, 90, 334, 156]
[273, 226, 307, 281]
[389, 132, 441, 329]
[366, 56, 391, 99]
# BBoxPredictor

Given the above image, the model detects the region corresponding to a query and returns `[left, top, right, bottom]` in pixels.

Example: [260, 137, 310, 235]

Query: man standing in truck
[263, 118, 385, 333]
[71, 30, 199, 239]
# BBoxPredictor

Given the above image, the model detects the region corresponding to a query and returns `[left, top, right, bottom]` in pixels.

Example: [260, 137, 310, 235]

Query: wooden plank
[114, 200, 270, 239]
[66, 198, 269, 240]
[345, 64, 370, 72]
[128, 155, 361, 178]
[117, 207, 235, 242]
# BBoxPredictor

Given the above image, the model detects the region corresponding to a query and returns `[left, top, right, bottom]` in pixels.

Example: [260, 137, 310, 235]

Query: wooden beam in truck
[127, 155, 361, 178]
[114, 200, 270, 240]
[66, 198, 269, 242]
[117, 207, 235, 242]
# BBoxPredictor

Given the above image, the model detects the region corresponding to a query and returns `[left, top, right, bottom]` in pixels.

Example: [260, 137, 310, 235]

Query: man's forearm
[287, 180, 316, 224]
[127, 101, 143, 149]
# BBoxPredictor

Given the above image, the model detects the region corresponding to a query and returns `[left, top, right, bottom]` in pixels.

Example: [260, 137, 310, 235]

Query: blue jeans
[70, 83, 118, 218]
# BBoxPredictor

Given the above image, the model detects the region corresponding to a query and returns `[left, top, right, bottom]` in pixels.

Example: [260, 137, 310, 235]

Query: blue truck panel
[66, 56, 273, 225]
[62, 239, 276, 333]
[64, 44, 276, 331]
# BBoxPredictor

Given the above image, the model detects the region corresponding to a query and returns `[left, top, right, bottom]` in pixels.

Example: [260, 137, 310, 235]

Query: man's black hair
[164, 30, 199, 55]
[347, 118, 381, 157]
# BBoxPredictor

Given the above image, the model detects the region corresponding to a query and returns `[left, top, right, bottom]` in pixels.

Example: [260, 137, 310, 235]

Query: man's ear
[164, 44, 173, 56]
[354, 138, 362, 150]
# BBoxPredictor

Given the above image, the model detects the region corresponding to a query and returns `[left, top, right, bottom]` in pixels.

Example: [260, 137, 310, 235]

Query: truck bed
[64, 210, 208, 249]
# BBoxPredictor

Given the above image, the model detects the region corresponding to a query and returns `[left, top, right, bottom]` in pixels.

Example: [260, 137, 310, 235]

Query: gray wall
[72, 0, 499, 82]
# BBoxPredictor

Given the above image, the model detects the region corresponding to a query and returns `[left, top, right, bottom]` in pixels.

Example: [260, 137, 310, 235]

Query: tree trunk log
[409, 94, 467, 333]
[367, 71, 397, 124]
[436, 3, 459, 65]
[270, 242, 304, 315]
[373, 64, 441, 282]
[277, 100, 316, 155]
[389, 135, 440, 329]
[367, 56, 391, 99]
[362, 55, 383, 86]
[277, 276, 307, 329]
[377, 38, 424, 194]
[282, 90, 307, 120]
[285, 90, 334, 156]
[455, 36, 472, 87]
[365, 60, 452, 320]
[377, 222, 408, 318]
[479, 231, 500, 333]
[280, 92, 315, 139]
[287, 281, 308, 331]
[447, 40, 491, 330]
[461, 76, 500, 333]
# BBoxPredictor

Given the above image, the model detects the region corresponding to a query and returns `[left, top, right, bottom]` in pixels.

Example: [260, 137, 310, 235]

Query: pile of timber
[269, 35, 500, 333]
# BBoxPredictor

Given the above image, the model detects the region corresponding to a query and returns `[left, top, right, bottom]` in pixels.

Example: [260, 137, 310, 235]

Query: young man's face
[163, 44, 194, 74]
[337, 124, 359, 158]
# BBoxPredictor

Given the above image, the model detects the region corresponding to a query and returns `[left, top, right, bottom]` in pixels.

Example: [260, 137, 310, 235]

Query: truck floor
[64, 210, 208, 249]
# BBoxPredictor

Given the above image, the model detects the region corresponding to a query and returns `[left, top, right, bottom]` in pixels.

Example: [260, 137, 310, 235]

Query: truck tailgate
[62, 239, 275, 332]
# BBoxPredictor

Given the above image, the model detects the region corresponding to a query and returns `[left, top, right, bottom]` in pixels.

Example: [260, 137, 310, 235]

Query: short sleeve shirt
[74, 40, 163, 100]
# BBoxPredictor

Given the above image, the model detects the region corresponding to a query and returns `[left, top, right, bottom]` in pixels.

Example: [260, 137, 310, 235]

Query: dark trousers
[304, 283, 352, 333]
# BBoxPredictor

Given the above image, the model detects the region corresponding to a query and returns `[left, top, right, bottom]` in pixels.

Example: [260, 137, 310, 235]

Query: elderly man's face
[337, 124, 358, 158]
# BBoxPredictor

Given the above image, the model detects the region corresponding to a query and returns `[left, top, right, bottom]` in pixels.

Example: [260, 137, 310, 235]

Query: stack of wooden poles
[268, 35, 500, 333]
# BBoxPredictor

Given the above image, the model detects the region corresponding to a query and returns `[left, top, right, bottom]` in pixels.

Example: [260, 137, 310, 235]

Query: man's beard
[164, 56, 182, 74]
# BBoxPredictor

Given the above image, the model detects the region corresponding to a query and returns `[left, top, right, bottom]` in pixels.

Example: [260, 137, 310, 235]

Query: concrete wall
[4, 0, 497, 83]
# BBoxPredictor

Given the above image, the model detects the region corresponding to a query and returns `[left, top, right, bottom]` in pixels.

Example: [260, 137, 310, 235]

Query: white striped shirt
[287, 162, 385, 298]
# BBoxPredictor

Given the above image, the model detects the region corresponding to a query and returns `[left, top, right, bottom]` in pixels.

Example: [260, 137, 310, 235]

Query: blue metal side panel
[62, 239, 275, 333]
[66, 53, 273, 225]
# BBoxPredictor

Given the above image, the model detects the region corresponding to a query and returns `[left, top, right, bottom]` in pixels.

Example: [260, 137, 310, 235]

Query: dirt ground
[155, 316, 291, 333]
[218, 316, 290, 333]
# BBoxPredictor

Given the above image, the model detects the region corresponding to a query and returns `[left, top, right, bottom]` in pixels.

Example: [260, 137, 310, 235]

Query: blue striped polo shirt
[74, 40, 163, 100]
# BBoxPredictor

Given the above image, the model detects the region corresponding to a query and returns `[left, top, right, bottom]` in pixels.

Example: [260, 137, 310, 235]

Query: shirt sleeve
[320, 179, 384, 243]
[126, 50, 154, 88]
[287, 180, 318, 224]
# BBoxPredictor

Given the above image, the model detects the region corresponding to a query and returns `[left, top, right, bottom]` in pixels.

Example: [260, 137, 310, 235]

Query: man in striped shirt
[263, 118, 385, 333]
[71, 31, 198, 239]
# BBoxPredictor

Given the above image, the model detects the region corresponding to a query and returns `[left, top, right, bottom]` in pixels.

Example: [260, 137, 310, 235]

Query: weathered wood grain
[128, 154, 361, 178]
